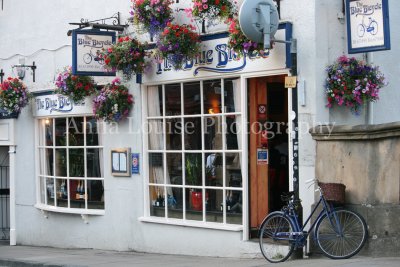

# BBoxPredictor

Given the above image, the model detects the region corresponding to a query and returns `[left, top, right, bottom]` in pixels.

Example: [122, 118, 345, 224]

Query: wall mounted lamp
[12, 59, 37, 82]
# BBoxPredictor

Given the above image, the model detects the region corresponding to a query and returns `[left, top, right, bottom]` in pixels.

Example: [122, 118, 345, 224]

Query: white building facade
[0, 0, 399, 258]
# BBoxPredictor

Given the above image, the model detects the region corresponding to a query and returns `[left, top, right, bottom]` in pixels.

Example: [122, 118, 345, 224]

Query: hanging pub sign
[346, 0, 390, 54]
[72, 29, 116, 76]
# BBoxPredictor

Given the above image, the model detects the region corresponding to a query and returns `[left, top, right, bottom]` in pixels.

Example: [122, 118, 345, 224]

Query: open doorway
[248, 75, 289, 238]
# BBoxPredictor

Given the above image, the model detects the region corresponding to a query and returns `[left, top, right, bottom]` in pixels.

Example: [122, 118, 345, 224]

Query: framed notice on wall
[111, 148, 131, 176]
[346, 0, 391, 54]
[72, 29, 116, 76]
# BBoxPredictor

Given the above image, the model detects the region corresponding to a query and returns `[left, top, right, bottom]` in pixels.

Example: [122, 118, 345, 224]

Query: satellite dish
[239, 0, 279, 49]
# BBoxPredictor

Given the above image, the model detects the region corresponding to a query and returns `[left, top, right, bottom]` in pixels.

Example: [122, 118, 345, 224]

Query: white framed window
[37, 116, 104, 213]
[145, 78, 243, 226]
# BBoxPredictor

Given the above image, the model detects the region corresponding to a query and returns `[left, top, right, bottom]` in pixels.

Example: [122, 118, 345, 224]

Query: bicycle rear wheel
[315, 209, 367, 259]
[259, 212, 295, 263]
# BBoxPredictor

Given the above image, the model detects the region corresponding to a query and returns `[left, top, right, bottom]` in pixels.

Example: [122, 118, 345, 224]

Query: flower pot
[191, 191, 209, 211]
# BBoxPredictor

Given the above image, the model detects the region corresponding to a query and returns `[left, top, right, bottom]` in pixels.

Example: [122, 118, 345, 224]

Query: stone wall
[310, 122, 400, 257]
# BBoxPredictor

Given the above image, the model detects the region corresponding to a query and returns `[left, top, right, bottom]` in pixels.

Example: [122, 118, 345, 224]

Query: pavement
[0, 241, 398, 267]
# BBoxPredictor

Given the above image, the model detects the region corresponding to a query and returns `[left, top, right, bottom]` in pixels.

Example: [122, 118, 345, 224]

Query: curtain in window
[232, 79, 242, 174]
[147, 86, 172, 194]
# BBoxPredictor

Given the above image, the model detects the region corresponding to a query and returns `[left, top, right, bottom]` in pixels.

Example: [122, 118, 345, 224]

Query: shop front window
[146, 78, 243, 226]
[38, 117, 104, 211]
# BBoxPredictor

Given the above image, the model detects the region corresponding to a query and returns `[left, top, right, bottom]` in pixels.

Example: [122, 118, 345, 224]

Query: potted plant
[0, 77, 31, 116]
[190, 0, 237, 25]
[185, 153, 204, 211]
[130, 0, 173, 36]
[157, 23, 201, 70]
[227, 17, 267, 58]
[326, 55, 387, 114]
[55, 66, 96, 103]
[92, 78, 134, 123]
[98, 36, 149, 79]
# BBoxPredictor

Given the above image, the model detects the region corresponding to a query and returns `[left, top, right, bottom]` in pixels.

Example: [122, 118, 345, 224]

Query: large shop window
[37, 117, 104, 212]
[146, 79, 243, 226]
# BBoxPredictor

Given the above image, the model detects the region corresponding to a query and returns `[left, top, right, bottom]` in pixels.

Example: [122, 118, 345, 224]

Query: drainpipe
[366, 52, 374, 125]
[8, 145, 16, 246]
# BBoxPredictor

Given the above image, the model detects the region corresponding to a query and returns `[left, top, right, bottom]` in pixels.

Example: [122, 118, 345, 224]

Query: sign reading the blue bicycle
[346, 0, 390, 54]
[72, 30, 116, 76]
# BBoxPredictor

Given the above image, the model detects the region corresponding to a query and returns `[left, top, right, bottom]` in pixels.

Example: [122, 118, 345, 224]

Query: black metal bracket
[0, 69, 4, 83]
[11, 61, 37, 82]
[68, 12, 128, 35]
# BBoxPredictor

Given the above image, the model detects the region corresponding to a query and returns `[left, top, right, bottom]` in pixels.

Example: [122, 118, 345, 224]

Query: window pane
[165, 83, 181, 116]
[167, 187, 182, 219]
[86, 117, 99, 146]
[69, 148, 85, 177]
[87, 180, 104, 209]
[46, 178, 55, 206]
[204, 116, 223, 150]
[226, 115, 239, 150]
[68, 117, 84, 146]
[44, 148, 54, 176]
[203, 79, 222, 114]
[183, 82, 201, 115]
[39, 119, 54, 146]
[87, 148, 101, 177]
[149, 153, 164, 184]
[55, 118, 66, 146]
[184, 117, 201, 150]
[167, 153, 182, 185]
[224, 78, 240, 113]
[166, 118, 182, 150]
[55, 179, 68, 207]
[70, 179, 86, 209]
[150, 186, 165, 217]
[226, 153, 242, 188]
[148, 119, 164, 150]
[40, 177, 45, 204]
[206, 189, 223, 223]
[147, 85, 163, 117]
[185, 153, 202, 186]
[55, 149, 67, 177]
[186, 188, 203, 221]
[205, 153, 222, 187]
[226, 190, 242, 224]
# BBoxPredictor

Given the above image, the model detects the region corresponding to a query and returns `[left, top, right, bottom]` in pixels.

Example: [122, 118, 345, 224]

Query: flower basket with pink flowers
[0, 77, 31, 115]
[55, 67, 96, 103]
[157, 23, 201, 70]
[326, 55, 387, 114]
[92, 78, 134, 123]
[191, 0, 237, 23]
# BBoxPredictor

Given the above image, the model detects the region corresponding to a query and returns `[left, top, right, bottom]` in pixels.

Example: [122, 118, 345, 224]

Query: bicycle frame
[283, 194, 341, 247]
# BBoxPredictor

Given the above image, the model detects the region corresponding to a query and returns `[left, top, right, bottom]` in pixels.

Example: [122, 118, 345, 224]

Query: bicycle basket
[318, 182, 346, 204]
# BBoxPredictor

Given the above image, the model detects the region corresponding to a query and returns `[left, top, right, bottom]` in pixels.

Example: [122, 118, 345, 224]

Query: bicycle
[259, 179, 368, 263]
[357, 16, 378, 38]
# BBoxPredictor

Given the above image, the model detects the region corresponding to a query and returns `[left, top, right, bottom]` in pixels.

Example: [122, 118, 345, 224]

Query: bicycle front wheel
[315, 209, 367, 259]
[259, 212, 295, 263]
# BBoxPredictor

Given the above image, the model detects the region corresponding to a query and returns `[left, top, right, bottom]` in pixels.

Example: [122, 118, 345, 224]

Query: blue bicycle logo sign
[357, 15, 378, 37]
[83, 47, 104, 65]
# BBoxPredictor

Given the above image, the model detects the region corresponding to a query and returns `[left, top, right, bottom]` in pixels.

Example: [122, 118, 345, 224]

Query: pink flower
[203, 4, 208, 9]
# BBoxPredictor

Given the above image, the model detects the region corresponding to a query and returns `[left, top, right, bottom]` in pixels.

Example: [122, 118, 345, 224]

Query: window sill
[34, 203, 105, 216]
[139, 216, 243, 231]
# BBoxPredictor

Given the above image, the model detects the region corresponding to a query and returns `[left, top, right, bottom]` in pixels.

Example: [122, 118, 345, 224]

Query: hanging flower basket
[130, 0, 173, 36]
[227, 18, 266, 58]
[157, 23, 201, 70]
[0, 77, 31, 115]
[98, 36, 149, 79]
[92, 78, 134, 123]
[190, 0, 237, 24]
[55, 67, 96, 103]
[326, 55, 387, 114]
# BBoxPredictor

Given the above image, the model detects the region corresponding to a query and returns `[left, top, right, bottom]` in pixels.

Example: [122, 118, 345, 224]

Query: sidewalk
[0, 241, 398, 267]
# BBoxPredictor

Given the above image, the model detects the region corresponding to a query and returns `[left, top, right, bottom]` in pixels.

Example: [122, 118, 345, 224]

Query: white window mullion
[162, 84, 168, 218]
[181, 82, 186, 221]
[221, 78, 227, 224]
